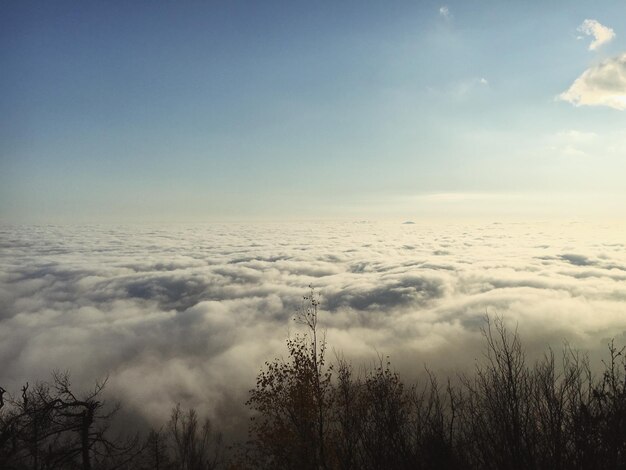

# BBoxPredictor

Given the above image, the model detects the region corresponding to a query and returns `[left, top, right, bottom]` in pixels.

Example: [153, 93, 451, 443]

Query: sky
[1, 0, 626, 222]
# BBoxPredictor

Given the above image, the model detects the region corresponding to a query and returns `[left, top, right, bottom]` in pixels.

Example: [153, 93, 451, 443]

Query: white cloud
[559, 53, 626, 110]
[577, 19, 615, 51]
[439, 6, 450, 19]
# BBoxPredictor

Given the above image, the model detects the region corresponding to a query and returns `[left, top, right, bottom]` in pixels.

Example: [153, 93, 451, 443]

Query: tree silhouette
[245, 287, 333, 469]
[4, 290, 626, 470]
[0, 371, 139, 469]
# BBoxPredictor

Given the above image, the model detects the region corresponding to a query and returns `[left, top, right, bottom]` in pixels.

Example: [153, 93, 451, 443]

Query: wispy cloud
[547, 129, 599, 157]
[577, 19, 615, 51]
[439, 5, 450, 19]
[559, 53, 626, 110]
[428, 77, 489, 100]
[553, 130, 598, 143]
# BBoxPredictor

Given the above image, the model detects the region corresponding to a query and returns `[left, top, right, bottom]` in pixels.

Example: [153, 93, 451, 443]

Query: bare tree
[168, 404, 222, 470]
[459, 316, 536, 470]
[0, 371, 140, 470]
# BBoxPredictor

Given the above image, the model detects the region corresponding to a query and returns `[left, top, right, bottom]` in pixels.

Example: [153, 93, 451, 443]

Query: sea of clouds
[1, 221, 626, 434]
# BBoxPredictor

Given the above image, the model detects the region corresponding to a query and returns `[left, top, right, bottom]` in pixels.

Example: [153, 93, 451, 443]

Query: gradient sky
[2, 0, 625, 222]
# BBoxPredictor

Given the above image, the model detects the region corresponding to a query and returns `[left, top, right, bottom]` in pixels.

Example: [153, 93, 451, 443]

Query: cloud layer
[1, 221, 626, 432]
[559, 53, 626, 110]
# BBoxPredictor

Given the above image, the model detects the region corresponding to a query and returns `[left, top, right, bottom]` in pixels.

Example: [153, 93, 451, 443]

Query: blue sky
[2, 0, 625, 222]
